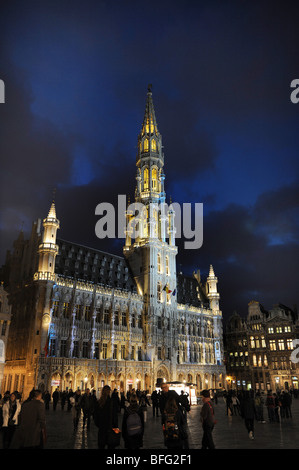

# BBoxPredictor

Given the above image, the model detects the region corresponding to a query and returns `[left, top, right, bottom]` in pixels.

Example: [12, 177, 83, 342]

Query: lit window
[144, 167, 149, 190]
[152, 167, 158, 190]
[166, 256, 169, 276]
[253, 354, 257, 366]
[157, 253, 161, 273]
[278, 339, 285, 351]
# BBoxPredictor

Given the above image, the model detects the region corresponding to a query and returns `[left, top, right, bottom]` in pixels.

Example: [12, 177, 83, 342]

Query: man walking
[81, 388, 94, 429]
[200, 389, 216, 449]
[12, 389, 47, 448]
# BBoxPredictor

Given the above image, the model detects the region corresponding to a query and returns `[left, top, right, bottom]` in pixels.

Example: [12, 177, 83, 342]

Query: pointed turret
[207, 264, 220, 314]
[37, 199, 60, 281]
[47, 201, 57, 220]
[209, 264, 215, 277]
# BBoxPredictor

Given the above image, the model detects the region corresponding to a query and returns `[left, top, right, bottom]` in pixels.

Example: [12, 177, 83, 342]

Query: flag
[163, 285, 172, 294]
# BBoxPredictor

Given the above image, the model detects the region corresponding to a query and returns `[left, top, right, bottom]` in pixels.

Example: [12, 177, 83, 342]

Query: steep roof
[55, 238, 137, 292]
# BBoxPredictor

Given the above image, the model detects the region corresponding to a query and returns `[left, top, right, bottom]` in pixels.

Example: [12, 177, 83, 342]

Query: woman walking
[2, 392, 21, 448]
[122, 393, 144, 449]
[93, 385, 119, 449]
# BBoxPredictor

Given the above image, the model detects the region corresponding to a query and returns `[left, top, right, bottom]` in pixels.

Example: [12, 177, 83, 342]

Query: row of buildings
[225, 301, 299, 392]
[0, 86, 298, 399]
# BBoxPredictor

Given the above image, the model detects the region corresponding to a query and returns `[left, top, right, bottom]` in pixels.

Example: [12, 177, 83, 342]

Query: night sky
[0, 0, 298, 323]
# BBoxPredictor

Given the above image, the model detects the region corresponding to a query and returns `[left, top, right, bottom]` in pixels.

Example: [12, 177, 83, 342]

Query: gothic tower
[36, 199, 60, 356]
[124, 85, 177, 364]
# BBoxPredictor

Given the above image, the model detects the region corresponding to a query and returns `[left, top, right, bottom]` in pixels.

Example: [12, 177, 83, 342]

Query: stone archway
[156, 364, 170, 385]
[118, 373, 125, 392]
[144, 373, 151, 392]
[50, 371, 62, 394]
[64, 371, 74, 391]
[196, 374, 202, 390]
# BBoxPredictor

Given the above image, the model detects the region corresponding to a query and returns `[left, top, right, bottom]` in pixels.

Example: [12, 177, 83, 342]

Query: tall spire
[140, 84, 160, 139]
[47, 188, 57, 220]
[137, 85, 163, 165]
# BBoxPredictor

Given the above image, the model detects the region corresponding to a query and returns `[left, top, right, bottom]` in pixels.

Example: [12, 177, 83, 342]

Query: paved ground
[4, 396, 297, 450]
[0, 399, 299, 451]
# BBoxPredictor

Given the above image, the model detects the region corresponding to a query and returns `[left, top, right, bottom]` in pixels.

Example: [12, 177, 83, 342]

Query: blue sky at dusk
[0, 0, 298, 321]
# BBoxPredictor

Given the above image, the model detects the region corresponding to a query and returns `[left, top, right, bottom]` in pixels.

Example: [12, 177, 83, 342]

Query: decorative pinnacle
[147, 84, 152, 94]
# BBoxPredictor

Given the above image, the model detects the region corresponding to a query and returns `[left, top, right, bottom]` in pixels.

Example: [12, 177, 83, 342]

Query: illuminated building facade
[0, 283, 12, 392]
[225, 301, 299, 391]
[1, 87, 225, 398]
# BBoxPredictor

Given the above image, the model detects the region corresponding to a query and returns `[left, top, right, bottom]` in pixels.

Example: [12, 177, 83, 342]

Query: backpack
[126, 411, 142, 436]
[255, 396, 261, 407]
[163, 413, 180, 442]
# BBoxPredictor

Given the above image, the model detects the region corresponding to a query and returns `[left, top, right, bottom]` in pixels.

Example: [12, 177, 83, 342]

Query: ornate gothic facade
[1, 87, 225, 398]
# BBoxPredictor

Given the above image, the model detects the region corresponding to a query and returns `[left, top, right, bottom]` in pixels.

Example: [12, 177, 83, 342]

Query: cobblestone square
[4, 396, 296, 450]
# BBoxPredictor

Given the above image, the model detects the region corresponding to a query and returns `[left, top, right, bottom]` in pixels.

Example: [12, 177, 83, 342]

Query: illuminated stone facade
[0, 283, 12, 392]
[1, 87, 225, 398]
[225, 301, 299, 391]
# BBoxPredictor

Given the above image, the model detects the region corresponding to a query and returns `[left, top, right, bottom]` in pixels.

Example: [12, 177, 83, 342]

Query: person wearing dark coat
[93, 385, 119, 449]
[11, 389, 46, 449]
[151, 390, 160, 417]
[81, 388, 94, 429]
[162, 397, 185, 450]
[200, 389, 216, 449]
[43, 391, 51, 410]
[122, 393, 144, 449]
[240, 391, 256, 439]
[52, 388, 59, 410]
[159, 383, 180, 416]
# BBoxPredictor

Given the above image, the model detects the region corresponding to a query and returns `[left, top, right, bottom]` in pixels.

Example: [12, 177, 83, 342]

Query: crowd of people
[223, 388, 294, 440]
[0, 384, 194, 449]
[0, 385, 296, 449]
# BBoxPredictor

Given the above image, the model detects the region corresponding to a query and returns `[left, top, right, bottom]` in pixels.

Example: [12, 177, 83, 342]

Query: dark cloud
[176, 180, 299, 321]
[0, 0, 299, 323]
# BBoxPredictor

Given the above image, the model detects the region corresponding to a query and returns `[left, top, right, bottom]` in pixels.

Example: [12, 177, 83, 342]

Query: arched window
[144, 139, 149, 152]
[157, 253, 161, 273]
[152, 167, 158, 191]
[143, 207, 148, 237]
[151, 138, 156, 151]
[144, 167, 149, 190]
[166, 256, 169, 276]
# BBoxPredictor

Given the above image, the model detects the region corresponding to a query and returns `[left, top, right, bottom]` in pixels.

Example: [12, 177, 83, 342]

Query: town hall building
[1, 86, 226, 399]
